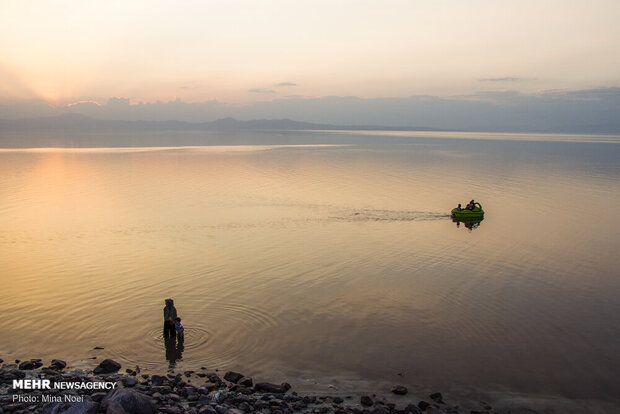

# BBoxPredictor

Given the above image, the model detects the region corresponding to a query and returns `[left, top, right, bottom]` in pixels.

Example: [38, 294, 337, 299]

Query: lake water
[1, 130, 619, 410]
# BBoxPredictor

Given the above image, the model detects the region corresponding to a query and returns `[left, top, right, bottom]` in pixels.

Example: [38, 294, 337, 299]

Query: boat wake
[330, 209, 450, 222]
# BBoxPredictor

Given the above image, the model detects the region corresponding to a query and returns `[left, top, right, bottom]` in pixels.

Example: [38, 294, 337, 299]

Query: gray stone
[122, 377, 139, 387]
[360, 396, 373, 407]
[206, 373, 223, 383]
[4, 403, 27, 412]
[19, 360, 42, 370]
[42, 398, 98, 414]
[404, 404, 422, 414]
[101, 388, 156, 414]
[184, 386, 197, 395]
[254, 382, 287, 394]
[429, 393, 443, 404]
[224, 371, 244, 384]
[91, 393, 107, 403]
[239, 377, 253, 387]
[151, 385, 172, 394]
[93, 359, 121, 374]
[391, 385, 408, 395]
[51, 360, 67, 370]
[150, 375, 166, 386]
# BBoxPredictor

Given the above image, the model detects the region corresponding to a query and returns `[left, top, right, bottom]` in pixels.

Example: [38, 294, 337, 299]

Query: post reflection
[164, 337, 184, 368]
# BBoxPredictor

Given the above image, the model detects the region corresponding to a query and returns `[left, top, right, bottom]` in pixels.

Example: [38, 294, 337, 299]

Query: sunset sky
[2, 0, 619, 106]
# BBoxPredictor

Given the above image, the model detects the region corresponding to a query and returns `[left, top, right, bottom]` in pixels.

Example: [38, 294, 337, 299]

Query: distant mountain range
[0, 114, 448, 132]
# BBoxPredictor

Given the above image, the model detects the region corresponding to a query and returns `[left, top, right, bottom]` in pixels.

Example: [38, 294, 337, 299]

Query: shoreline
[1, 358, 617, 414]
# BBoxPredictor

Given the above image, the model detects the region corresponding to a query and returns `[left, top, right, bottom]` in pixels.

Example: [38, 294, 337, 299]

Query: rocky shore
[1, 358, 531, 414]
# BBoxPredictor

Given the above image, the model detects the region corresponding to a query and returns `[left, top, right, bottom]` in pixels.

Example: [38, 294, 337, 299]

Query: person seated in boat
[456, 203, 462, 211]
[466, 199, 475, 210]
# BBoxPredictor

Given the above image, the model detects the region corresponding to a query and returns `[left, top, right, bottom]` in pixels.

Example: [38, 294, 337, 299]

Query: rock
[198, 407, 217, 414]
[93, 359, 121, 374]
[225, 409, 244, 414]
[122, 377, 139, 387]
[404, 404, 422, 414]
[151, 385, 172, 394]
[19, 360, 43, 370]
[7, 369, 26, 379]
[42, 367, 60, 376]
[371, 408, 390, 414]
[238, 402, 252, 411]
[418, 401, 431, 411]
[42, 398, 98, 414]
[281, 382, 292, 391]
[150, 374, 166, 386]
[333, 397, 344, 404]
[254, 382, 288, 393]
[91, 393, 107, 402]
[102, 387, 156, 414]
[183, 386, 197, 395]
[4, 403, 27, 412]
[224, 371, 244, 384]
[391, 385, 408, 395]
[239, 377, 253, 387]
[429, 393, 443, 404]
[206, 373, 223, 384]
[426, 408, 446, 414]
[360, 396, 373, 406]
[51, 360, 67, 370]
[93, 347, 104, 350]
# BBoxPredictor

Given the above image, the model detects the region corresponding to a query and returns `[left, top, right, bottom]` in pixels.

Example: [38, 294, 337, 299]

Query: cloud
[453, 90, 522, 103]
[560, 87, 620, 100]
[478, 77, 522, 82]
[67, 100, 101, 107]
[275, 82, 297, 87]
[283, 95, 309, 99]
[107, 97, 131, 106]
[248, 88, 276, 94]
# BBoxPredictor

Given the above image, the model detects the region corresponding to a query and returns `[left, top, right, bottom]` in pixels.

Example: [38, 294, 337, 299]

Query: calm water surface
[1, 131, 619, 407]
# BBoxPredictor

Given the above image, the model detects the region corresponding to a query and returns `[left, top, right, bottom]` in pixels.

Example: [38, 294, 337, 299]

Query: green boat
[451, 202, 484, 218]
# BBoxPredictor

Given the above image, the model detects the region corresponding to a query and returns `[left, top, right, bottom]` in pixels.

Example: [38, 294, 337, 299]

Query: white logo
[12, 379, 51, 389]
